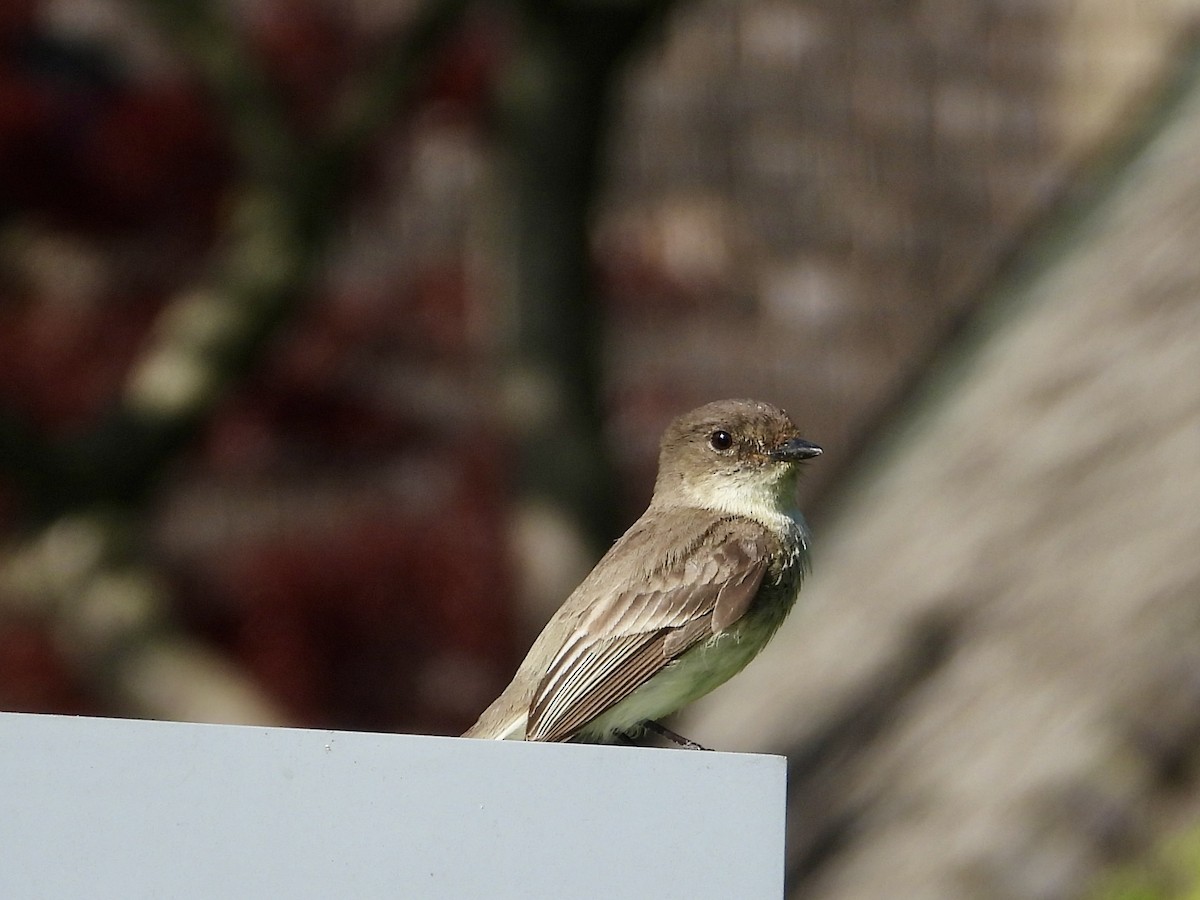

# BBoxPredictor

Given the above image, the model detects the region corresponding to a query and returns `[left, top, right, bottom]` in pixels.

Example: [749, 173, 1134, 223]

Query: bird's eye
[709, 430, 733, 451]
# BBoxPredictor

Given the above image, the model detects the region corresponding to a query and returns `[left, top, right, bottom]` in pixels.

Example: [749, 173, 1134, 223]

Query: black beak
[768, 437, 822, 461]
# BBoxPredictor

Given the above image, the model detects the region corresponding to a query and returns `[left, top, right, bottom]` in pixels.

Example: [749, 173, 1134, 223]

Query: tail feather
[463, 712, 527, 741]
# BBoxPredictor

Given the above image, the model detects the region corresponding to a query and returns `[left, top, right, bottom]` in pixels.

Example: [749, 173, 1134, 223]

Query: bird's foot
[644, 720, 711, 751]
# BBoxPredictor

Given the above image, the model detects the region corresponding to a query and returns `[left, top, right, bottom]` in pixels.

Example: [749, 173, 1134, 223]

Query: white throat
[677, 469, 807, 538]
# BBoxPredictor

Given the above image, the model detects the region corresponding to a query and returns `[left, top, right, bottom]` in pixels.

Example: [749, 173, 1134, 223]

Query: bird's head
[653, 399, 821, 523]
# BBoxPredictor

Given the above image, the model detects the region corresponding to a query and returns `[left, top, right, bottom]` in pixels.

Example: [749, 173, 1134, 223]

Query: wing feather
[529, 632, 667, 742]
[524, 516, 773, 742]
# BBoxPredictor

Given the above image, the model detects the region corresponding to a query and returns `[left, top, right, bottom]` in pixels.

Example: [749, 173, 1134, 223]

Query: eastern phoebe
[464, 399, 821, 745]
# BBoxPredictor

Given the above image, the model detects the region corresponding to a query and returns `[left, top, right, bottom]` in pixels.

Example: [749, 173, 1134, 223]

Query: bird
[463, 398, 821, 746]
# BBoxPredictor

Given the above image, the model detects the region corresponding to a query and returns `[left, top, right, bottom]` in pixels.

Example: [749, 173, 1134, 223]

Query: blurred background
[2, 0, 1199, 897]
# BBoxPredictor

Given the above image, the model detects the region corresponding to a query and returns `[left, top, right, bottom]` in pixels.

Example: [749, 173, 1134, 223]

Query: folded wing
[525, 517, 772, 742]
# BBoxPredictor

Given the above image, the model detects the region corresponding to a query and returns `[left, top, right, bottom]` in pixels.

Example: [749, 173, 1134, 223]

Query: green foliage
[1093, 827, 1200, 900]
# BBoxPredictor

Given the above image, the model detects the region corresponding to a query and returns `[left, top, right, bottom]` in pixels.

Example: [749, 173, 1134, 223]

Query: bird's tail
[462, 712, 527, 741]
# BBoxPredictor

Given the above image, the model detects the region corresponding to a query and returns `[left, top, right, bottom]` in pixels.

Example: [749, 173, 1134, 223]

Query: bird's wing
[525, 517, 772, 742]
